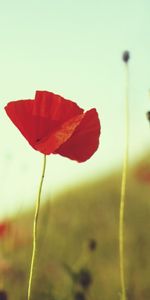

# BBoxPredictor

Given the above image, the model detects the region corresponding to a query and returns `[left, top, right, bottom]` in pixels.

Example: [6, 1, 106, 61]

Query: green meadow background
[1, 152, 150, 299]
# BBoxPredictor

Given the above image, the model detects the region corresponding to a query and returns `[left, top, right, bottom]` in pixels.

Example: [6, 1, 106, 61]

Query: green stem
[27, 154, 47, 300]
[119, 64, 129, 300]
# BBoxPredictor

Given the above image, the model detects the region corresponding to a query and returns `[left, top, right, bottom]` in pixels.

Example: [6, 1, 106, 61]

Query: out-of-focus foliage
[1, 152, 150, 300]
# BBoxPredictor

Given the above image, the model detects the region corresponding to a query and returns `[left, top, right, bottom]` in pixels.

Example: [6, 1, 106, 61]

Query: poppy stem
[119, 62, 129, 300]
[27, 154, 47, 300]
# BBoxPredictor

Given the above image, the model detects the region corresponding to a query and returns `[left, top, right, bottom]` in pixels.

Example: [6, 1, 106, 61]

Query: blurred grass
[1, 152, 150, 300]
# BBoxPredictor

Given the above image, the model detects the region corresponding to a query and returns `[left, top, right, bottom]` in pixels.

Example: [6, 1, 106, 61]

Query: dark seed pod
[0, 291, 8, 300]
[74, 291, 86, 300]
[78, 269, 92, 289]
[122, 51, 130, 63]
[146, 111, 150, 122]
[88, 239, 97, 251]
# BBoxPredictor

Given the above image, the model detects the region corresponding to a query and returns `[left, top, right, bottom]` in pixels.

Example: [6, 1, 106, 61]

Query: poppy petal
[33, 91, 84, 150]
[5, 100, 35, 144]
[54, 108, 101, 162]
[33, 113, 84, 154]
[34, 91, 83, 120]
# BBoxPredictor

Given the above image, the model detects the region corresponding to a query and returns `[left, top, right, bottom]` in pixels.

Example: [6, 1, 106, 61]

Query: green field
[1, 153, 150, 300]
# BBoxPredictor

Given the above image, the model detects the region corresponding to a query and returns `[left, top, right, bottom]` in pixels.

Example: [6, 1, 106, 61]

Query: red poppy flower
[135, 164, 150, 184]
[0, 222, 10, 238]
[5, 91, 100, 162]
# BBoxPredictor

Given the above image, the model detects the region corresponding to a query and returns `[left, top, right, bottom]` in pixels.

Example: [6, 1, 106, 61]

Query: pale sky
[0, 0, 150, 218]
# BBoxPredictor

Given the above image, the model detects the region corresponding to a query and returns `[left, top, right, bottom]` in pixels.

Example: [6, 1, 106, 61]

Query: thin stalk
[119, 63, 129, 300]
[27, 154, 47, 300]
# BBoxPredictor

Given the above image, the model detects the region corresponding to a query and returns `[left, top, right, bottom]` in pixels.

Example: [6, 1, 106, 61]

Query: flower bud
[122, 51, 130, 63]
[146, 111, 150, 122]
[0, 291, 7, 300]
[77, 269, 92, 289]
[88, 239, 97, 251]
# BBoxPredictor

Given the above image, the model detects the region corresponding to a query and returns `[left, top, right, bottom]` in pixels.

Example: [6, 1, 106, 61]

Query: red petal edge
[54, 108, 101, 162]
[34, 113, 84, 154]
[5, 100, 35, 144]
